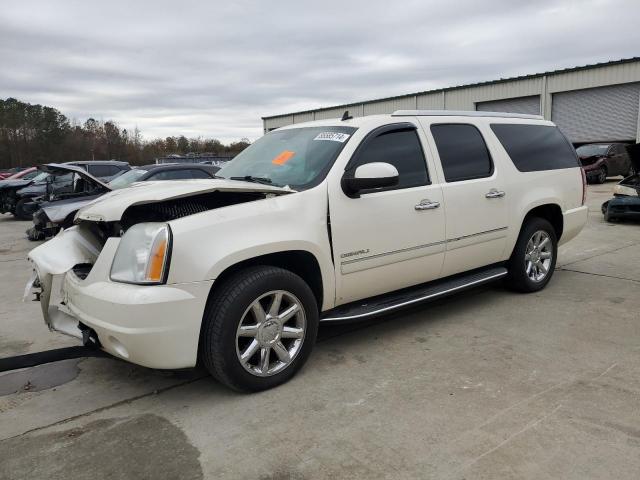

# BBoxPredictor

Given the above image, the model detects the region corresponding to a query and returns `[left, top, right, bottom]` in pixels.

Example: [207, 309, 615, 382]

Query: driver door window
[349, 128, 429, 191]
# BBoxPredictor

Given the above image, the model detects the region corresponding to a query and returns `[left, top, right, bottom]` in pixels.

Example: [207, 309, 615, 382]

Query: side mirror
[341, 162, 399, 198]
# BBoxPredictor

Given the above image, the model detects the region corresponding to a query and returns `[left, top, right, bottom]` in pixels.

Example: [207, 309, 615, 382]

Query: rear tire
[200, 266, 319, 392]
[604, 209, 616, 223]
[506, 217, 557, 293]
[14, 198, 33, 220]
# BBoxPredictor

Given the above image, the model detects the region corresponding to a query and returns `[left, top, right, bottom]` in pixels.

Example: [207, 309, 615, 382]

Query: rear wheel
[14, 198, 33, 220]
[506, 217, 557, 293]
[200, 266, 318, 392]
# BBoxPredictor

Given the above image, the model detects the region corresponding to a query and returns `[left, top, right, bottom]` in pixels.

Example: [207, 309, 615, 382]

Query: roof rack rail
[391, 110, 544, 120]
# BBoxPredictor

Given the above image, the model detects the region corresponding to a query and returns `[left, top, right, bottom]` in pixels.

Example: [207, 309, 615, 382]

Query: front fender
[166, 186, 336, 310]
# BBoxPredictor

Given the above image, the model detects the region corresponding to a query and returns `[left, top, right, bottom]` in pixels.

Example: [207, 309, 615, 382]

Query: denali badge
[340, 249, 370, 259]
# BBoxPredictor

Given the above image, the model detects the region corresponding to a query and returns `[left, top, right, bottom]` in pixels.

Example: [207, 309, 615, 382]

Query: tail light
[580, 168, 587, 205]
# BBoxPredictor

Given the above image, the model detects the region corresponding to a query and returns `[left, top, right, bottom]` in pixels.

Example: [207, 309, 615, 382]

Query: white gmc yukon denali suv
[27, 110, 588, 391]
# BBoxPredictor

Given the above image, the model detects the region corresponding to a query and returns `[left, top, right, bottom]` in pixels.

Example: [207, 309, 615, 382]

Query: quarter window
[188, 169, 213, 179]
[490, 124, 579, 172]
[430, 124, 493, 182]
[349, 127, 429, 190]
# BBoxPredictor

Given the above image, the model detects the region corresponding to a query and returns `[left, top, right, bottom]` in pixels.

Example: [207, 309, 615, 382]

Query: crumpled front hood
[0, 179, 35, 191]
[40, 194, 104, 223]
[76, 178, 293, 222]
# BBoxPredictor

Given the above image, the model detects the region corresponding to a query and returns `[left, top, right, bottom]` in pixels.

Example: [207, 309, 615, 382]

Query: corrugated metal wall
[263, 59, 640, 142]
[476, 95, 541, 114]
[552, 83, 640, 143]
[363, 96, 416, 115]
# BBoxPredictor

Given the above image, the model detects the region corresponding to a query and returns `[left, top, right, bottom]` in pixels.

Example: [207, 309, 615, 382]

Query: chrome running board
[321, 265, 507, 322]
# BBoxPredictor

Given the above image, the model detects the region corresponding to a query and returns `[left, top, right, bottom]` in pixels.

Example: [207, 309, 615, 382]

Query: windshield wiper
[229, 175, 273, 185]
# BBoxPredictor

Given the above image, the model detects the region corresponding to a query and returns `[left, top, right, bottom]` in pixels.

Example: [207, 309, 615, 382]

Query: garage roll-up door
[476, 95, 540, 115]
[552, 83, 640, 143]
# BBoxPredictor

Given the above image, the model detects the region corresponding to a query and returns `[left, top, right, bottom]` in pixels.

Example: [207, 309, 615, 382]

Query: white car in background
[27, 110, 588, 392]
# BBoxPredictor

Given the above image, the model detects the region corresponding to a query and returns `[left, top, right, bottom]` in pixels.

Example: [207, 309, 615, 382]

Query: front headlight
[613, 184, 639, 197]
[110, 223, 171, 284]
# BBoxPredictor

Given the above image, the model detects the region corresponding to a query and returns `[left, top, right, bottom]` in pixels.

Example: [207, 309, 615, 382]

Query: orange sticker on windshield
[272, 150, 295, 165]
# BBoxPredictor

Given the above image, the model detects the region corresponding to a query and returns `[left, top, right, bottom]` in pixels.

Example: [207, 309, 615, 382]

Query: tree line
[0, 98, 251, 170]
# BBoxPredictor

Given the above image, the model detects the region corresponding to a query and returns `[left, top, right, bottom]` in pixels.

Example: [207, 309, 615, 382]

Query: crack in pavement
[444, 362, 619, 478]
[559, 241, 640, 268]
[1, 374, 208, 442]
[558, 267, 640, 284]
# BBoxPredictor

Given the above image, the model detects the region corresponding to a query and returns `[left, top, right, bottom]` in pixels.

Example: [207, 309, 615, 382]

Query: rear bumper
[560, 205, 588, 245]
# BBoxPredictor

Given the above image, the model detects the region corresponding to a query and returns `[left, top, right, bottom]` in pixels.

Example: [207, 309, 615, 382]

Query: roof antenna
[341, 110, 353, 121]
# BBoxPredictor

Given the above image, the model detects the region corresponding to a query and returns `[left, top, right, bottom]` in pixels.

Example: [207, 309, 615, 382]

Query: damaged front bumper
[602, 195, 640, 221]
[26, 225, 213, 369]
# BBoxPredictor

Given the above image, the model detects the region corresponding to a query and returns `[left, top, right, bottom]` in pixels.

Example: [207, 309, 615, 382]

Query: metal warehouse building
[262, 57, 640, 144]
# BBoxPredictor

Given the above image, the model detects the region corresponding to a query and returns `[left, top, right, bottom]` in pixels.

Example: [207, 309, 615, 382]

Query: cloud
[1, 0, 639, 142]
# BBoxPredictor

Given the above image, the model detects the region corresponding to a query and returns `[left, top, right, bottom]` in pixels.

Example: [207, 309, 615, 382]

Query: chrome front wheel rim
[524, 230, 553, 282]
[235, 290, 306, 377]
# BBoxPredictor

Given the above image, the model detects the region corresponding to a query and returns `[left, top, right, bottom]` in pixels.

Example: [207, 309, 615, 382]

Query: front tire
[506, 217, 558, 293]
[200, 266, 319, 392]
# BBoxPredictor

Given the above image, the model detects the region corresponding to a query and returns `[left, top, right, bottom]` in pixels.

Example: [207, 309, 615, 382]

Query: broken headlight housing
[110, 223, 171, 284]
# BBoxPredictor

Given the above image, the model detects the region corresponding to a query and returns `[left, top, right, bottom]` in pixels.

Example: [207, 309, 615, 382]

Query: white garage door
[552, 83, 640, 143]
[476, 95, 540, 115]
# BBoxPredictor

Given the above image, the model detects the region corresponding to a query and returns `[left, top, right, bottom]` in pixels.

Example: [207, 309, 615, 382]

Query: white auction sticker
[313, 132, 351, 143]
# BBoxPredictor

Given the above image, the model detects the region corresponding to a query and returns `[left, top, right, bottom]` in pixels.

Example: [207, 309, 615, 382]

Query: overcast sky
[1, 0, 639, 142]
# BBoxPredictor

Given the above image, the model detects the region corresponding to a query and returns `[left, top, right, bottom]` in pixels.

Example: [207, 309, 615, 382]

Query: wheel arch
[206, 250, 326, 314]
[521, 203, 564, 241]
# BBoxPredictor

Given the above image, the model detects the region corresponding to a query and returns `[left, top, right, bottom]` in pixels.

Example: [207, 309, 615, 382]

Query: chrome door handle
[415, 199, 440, 210]
[485, 189, 506, 199]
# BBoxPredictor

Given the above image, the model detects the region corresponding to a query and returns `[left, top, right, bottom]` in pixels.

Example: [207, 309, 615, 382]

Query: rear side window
[430, 124, 493, 182]
[350, 128, 429, 189]
[490, 124, 579, 172]
[149, 169, 194, 180]
[88, 164, 120, 177]
[188, 169, 213, 179]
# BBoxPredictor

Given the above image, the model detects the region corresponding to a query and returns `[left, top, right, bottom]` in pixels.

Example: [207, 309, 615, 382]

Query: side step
[321, 265, 508, 322]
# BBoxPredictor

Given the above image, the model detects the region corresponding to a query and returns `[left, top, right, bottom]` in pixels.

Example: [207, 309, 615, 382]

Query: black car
[1, 160, 130, 219]
[601, 143, 640, 222]
[28, 163, 220, 240]
[107, 163, 220, 189]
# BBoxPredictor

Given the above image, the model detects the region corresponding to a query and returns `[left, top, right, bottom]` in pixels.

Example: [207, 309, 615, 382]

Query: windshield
[31, 172, 49, 183]
[20, 170, 40, 180]
[576, 144, 609, 157]
[108, 168, 147, 189]
[217, 126, 357, 189]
